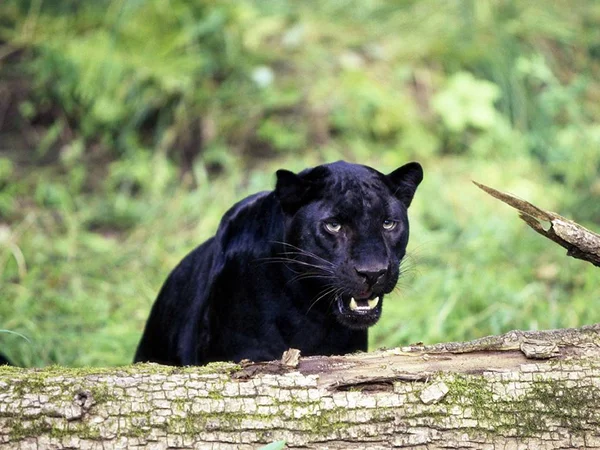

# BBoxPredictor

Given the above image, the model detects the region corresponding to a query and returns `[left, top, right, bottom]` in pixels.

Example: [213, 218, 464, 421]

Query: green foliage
[259, 441, 286, 450]
[4, 0, 600, 167]
[0, 0, 599, 367]
[432, 72, 501, 133]
[6, 0, 252, 156]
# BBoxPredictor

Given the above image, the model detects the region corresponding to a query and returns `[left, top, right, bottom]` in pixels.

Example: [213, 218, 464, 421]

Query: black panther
[134, 161, 423, 366]
[0, 353, 11, 366]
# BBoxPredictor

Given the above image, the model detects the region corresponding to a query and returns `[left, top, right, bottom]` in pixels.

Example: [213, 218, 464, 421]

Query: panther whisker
[325, 287, 347, 310]
[397, 254, 419, 282]
[257, 257, 335, 274]
[278, 251, 335, 266]
[306, 285, 341, 314]
[271, 241, 335, 267]
[258, 255, 332, 268]
[258, 258, 305, 275]
[306, 289, 333, 312]
[288, 272, 335, 284]
[391, 261, 418, 296]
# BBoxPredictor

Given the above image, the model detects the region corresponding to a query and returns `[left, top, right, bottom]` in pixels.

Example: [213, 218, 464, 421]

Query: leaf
[432, 72, 501, 133]
[0, 330, 31, 343]
[259, 441, 287, 450]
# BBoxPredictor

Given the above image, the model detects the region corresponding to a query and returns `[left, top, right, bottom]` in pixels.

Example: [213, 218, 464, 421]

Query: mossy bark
[2, 324, 600, 449]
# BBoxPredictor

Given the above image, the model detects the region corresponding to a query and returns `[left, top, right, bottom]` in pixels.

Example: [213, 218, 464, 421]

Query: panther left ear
[386, 162, 423, 208]
[275, 169, 312, 214]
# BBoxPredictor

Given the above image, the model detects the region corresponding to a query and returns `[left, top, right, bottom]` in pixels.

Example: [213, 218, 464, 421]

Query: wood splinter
[474, 181, 600, 267]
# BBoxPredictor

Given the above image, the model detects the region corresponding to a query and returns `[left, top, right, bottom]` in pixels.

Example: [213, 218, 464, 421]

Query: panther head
[274, 161, 423, 330]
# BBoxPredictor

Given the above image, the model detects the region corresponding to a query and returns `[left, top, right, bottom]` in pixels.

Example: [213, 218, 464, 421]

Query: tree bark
[2, 324, 600, 449]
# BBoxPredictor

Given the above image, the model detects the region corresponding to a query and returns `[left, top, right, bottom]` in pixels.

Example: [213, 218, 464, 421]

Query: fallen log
[2, 324, 600, 449]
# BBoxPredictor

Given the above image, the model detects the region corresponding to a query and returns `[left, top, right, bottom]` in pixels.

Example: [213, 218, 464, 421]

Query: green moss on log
[444, 370, 600, 437]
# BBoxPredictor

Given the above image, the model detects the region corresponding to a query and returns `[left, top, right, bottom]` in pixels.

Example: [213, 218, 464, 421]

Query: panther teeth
[349, 296, 379, 312]
[368, 296, 380, 309]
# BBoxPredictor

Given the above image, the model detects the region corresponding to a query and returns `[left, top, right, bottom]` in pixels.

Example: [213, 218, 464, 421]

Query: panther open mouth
[335, 294, 383, 329]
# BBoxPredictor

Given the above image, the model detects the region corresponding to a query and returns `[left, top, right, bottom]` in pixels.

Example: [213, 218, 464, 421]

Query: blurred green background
[0, 0, 598, 367]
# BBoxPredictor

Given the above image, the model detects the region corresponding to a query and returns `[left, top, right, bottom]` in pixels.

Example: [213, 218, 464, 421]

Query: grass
[1, 0, 599, 367]
[0, 149, 598, 367]
[371, 156, 599, 348]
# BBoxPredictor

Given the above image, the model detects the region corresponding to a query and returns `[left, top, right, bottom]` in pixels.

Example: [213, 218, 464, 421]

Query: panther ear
[386, 162, 423, 208]
[275, 169, 312, 214]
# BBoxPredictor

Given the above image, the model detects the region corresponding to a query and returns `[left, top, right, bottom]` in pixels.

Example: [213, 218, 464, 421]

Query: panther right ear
[275, 169, 312, 214]
[386, 162, 423, 208]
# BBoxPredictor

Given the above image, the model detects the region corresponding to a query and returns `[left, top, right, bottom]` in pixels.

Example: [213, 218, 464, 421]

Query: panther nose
[354, 266, 387, 287]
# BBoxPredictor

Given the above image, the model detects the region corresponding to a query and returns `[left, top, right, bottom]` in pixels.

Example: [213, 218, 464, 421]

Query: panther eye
[324, 221, 342, 233]
[382, 219, 397, 230]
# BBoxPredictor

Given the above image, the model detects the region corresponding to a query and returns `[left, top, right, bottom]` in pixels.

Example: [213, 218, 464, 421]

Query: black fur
[134, 161, 423, 366]
[0, 353, 11, 366]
